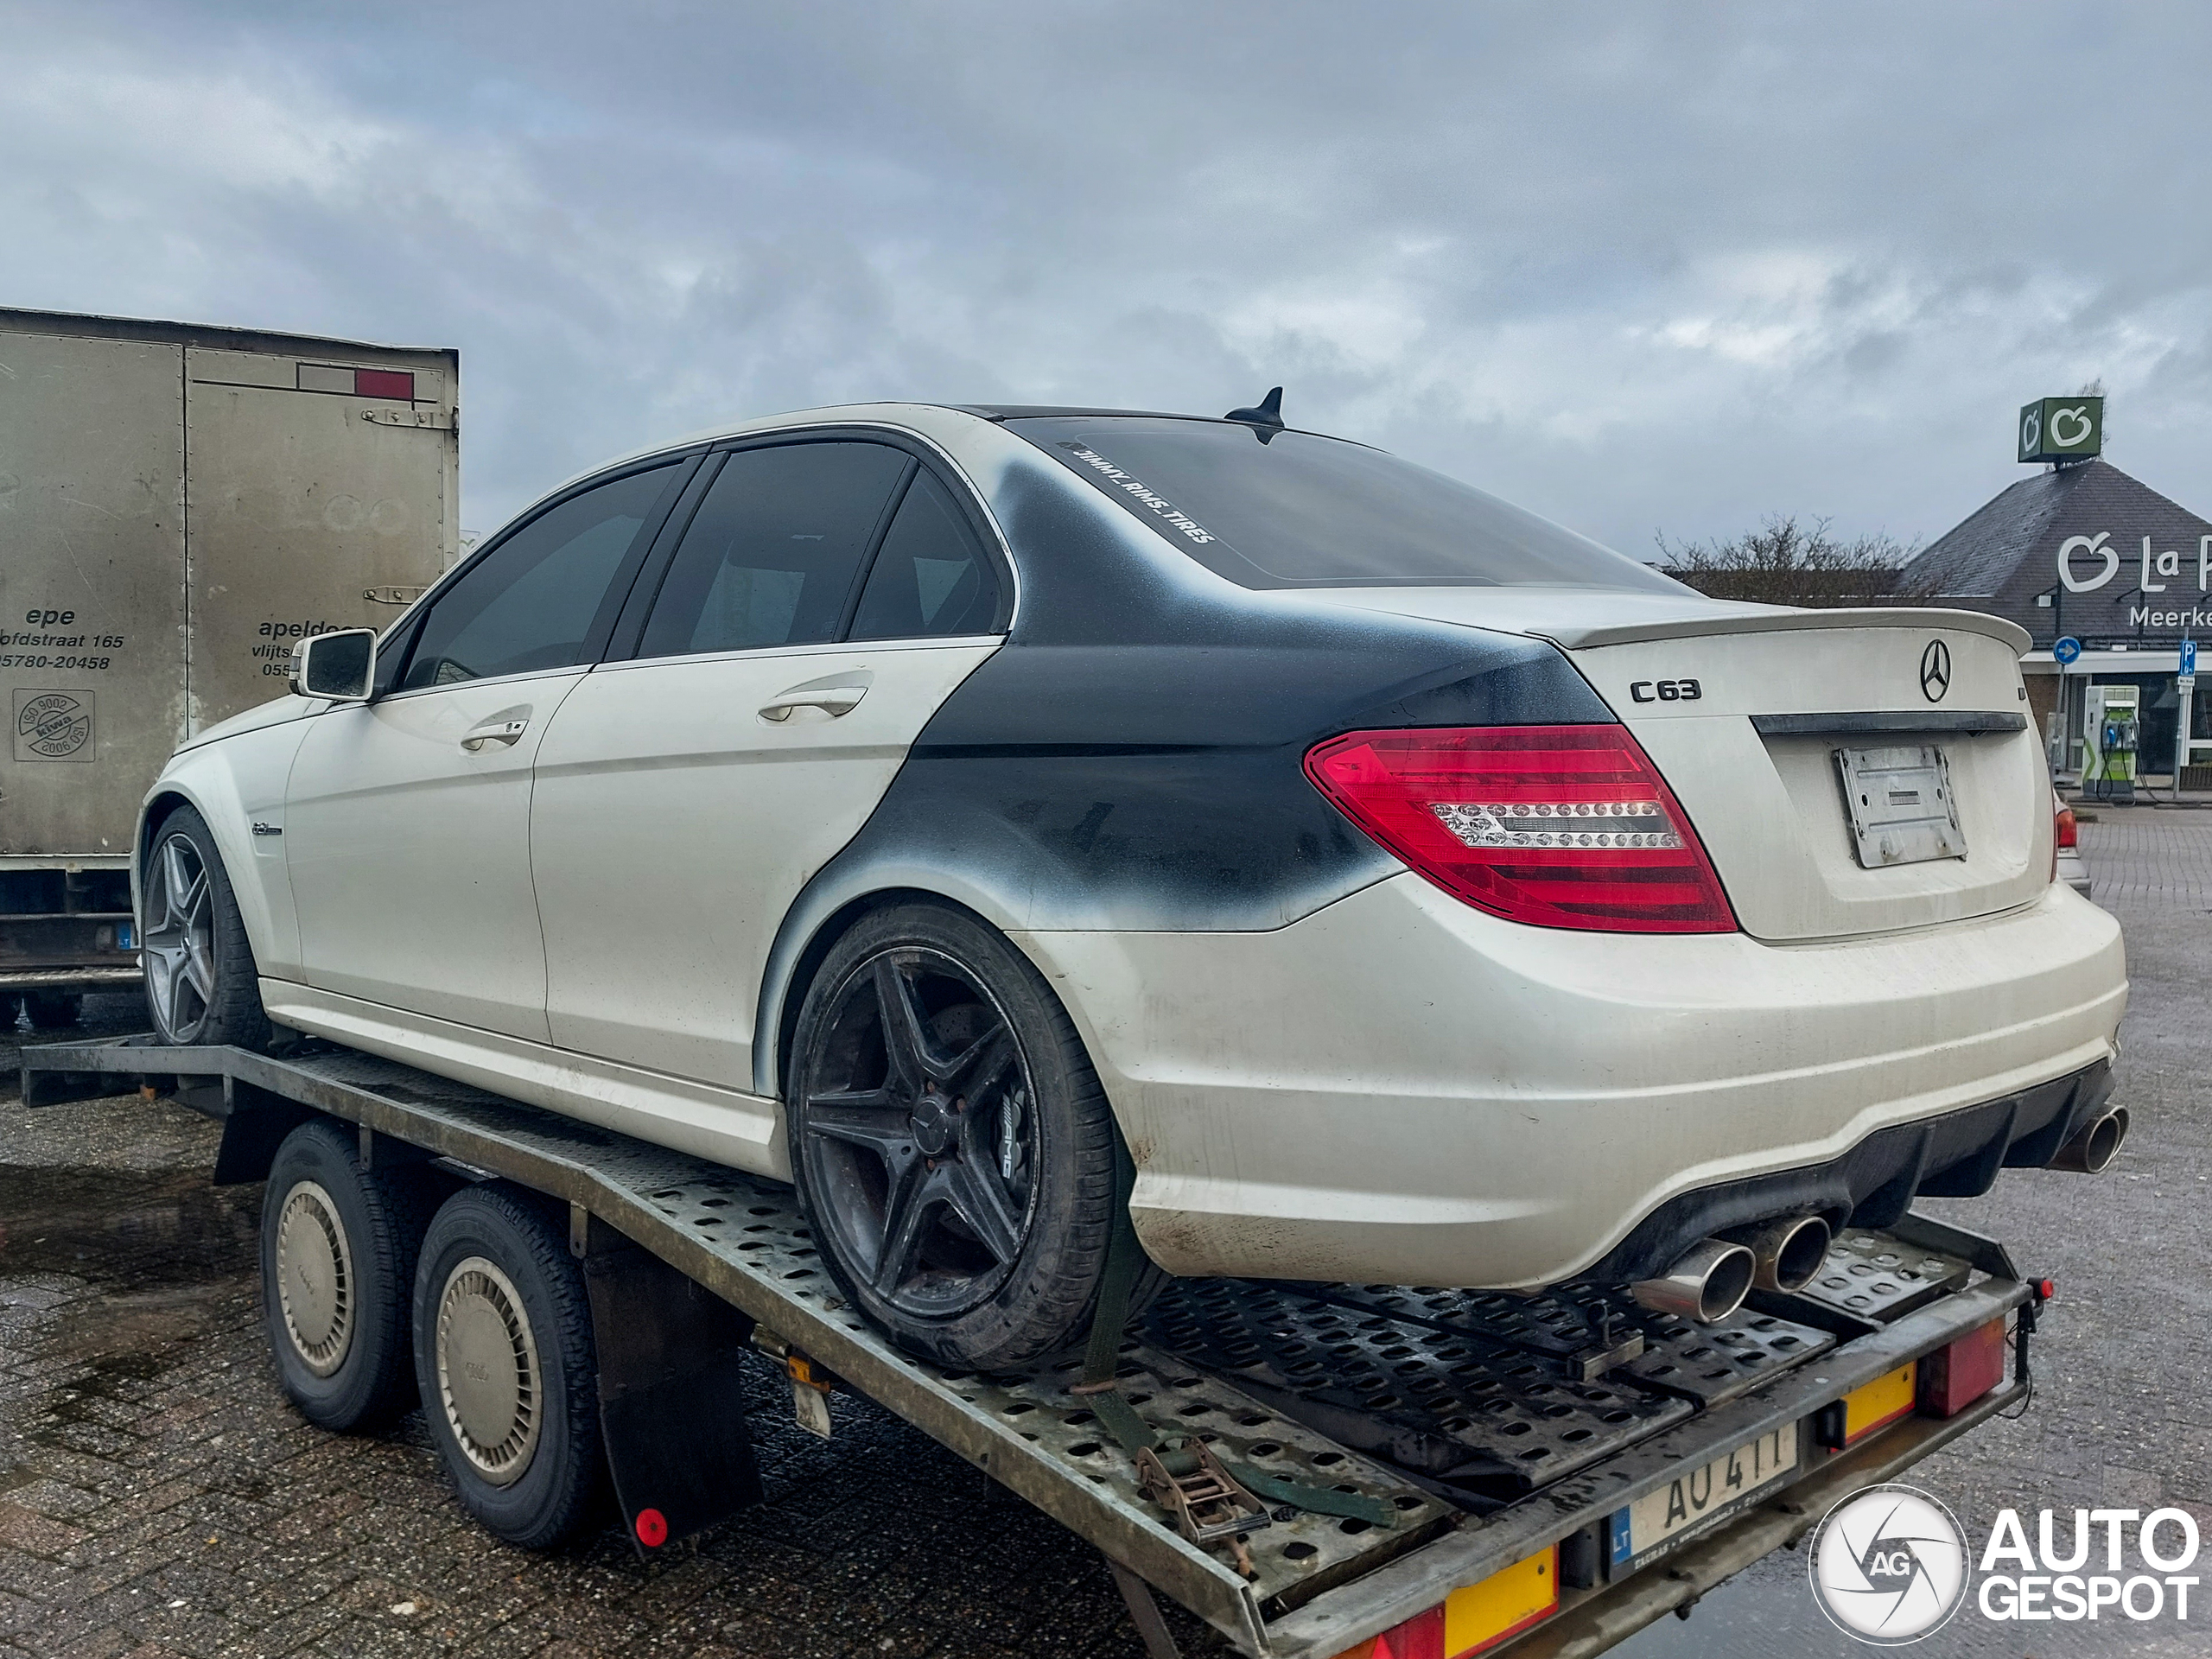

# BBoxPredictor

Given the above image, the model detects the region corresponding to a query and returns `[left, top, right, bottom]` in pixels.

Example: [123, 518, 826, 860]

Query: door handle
[759, 677, 869, 721]
[461, 716, 530, 752]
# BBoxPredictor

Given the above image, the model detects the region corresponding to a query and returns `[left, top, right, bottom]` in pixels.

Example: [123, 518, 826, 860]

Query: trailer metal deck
[21, 1034, 2034, 1659]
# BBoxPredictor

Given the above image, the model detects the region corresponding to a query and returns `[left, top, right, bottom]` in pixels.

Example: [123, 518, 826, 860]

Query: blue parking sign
[2053, 636, 2082, 665]
[2183, 639, 2198, 677]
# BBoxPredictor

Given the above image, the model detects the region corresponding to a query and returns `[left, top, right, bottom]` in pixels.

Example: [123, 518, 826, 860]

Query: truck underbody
[0, 859, 138, 1009]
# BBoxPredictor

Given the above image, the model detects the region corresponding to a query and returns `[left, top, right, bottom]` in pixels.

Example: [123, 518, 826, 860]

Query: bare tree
[1654, 513, 1922, 607]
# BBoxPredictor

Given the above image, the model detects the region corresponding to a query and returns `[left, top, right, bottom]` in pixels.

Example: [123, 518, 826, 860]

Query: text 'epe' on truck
[0, 307, 456, 1021]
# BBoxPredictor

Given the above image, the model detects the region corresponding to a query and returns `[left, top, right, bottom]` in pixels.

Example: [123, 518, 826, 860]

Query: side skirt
[258, 980, 791, 1180]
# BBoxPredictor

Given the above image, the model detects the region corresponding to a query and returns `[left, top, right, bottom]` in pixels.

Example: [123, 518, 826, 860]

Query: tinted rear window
[1007, 416, 1680, 592]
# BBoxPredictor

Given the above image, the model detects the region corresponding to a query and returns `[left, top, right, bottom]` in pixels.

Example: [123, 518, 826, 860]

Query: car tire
[261, 1119, 435, 1431]
[413, 1186, 604, 1548]
[788, 901, 1159, 1371]
[22, 991, 82, 1030]
[142, 804, 271, 1049]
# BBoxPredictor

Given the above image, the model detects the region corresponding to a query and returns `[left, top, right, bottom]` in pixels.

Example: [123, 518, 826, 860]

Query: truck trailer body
[0, 308, 456, 1013]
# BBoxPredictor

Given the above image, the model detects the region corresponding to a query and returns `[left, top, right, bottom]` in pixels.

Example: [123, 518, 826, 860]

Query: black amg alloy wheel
[789, 903, 1151, 1370]
[142, 805, 270, 1049]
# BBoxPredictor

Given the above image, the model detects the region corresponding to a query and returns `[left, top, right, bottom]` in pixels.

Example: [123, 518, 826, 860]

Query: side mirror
[290, 629, 377, 702]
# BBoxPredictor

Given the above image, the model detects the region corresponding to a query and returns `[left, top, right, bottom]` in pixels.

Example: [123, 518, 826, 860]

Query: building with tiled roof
[1907, 458, 2212, 781]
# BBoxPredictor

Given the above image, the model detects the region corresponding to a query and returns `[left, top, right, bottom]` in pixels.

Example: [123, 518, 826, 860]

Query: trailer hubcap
[435, 1256, 542, 1486]
[800, 949, 1040, 1319]
[275, 1181, 354, 1377]
[143, 833, 217, 1042]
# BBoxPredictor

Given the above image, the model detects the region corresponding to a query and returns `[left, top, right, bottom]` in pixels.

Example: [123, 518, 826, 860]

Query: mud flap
[576, 1212, 764, 1553]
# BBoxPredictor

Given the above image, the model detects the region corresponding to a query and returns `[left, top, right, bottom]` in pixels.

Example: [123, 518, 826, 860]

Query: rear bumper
[1020, 874, 2126, 1287]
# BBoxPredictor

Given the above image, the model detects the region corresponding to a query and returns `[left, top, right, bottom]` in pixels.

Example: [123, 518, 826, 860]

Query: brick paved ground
[3, 812, 2208, 1659]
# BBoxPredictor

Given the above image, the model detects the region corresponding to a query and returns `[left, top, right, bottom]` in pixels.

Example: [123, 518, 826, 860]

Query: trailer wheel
[142, 804, 270, 1049]
[789, 901, 1159, 1371]
[414, 1187, 603, 1548]
[261, 1120, 433, 1431]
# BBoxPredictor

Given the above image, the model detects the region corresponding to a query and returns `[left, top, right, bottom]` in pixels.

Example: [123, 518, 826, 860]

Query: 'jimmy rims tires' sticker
[13, 689, 95, 761]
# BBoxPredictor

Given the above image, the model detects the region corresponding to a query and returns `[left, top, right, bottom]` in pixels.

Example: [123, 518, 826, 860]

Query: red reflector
[1335, 1604, 1444, 1659]
[354, 367, 416, 401]
[1918, 1317, 2009, 1418]
[1305, 727, 1736, 932]
[633, 1507, 669, 1548]
[2039, 1278, 2056, 1301]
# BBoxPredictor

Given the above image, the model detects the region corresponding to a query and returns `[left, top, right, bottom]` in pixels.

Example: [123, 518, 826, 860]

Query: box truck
[0, 308, 456, 1023]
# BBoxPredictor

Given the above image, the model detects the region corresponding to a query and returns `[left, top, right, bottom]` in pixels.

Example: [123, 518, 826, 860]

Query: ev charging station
[2084, 683, 2142, 801]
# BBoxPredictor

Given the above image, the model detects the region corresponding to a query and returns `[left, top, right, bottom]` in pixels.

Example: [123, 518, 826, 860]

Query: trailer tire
[414, 1187, 603, 1549]
[789, 900, 1160, 1371]
[142, 804, 270, 1049]
[261, 1120, 434, 1432]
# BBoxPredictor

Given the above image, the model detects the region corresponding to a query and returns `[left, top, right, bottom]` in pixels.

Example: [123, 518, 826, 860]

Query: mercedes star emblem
[1919, 639, 1952, 703]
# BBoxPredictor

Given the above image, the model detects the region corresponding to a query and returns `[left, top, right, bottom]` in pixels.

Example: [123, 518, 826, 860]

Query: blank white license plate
[1609, 1422, 1798, 1573]
[1836, 744, 1966, 868]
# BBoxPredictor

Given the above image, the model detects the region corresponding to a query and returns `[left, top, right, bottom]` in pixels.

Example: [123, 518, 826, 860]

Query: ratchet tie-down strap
[1077, 1142, 1398, 1534]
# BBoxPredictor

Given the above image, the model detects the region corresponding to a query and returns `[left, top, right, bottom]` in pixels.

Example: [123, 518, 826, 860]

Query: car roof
[536, 400, 1279, 508]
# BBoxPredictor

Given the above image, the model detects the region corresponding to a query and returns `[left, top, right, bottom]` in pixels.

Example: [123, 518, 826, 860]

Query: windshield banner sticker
[1058, 442, 1218, 545]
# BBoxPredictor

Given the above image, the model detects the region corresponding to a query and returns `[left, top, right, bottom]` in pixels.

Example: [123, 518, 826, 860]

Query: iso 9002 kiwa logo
[1808, 1484, 1972, 1643]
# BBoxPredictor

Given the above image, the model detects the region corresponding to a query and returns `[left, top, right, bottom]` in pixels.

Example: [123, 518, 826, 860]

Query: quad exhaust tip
[1630, 1238, 1756, 1325]
[1736, 1214, 1833, 1294]
[2050, 1106, 2130, 1174]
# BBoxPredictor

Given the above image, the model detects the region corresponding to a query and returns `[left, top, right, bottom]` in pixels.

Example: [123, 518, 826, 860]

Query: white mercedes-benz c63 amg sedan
[135, 395, 2129, 1369]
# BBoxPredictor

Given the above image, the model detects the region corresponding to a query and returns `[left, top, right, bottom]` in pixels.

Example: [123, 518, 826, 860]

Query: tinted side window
[639, 442, 912, 658]
[402, 467, 676, 690]
[849, 470, 1001, 640]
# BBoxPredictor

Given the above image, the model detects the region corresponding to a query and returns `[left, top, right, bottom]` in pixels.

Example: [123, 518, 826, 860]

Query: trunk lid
[1306, 588, 2050, 942]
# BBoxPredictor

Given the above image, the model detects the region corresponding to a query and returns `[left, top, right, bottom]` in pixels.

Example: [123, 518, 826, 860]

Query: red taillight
[1918, 1316, 2009, 1418]
[1304, 726, 1737, 933]
[353, 367, 416, 401]
[2055, 798, 2079, 850]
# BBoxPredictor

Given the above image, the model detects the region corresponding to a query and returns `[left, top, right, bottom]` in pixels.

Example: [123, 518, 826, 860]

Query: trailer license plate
[1836, 744, 1966, 868]
[1609, 1423, 1798, 1573]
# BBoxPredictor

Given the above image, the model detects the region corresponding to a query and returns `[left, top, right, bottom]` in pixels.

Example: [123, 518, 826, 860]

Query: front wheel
[142, 804, 270, 1048]
[788, 902, 1154, 1371]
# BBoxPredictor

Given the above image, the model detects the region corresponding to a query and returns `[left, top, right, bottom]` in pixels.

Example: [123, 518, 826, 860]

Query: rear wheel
[142, 805, 270, 1049]
[788, 902, 1154, 1371]
[261, 1120, 434, 1431]
[413, 1187, 604, 1548]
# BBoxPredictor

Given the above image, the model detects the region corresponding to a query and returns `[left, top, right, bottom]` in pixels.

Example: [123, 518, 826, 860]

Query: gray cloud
[2, 0, 2205, 551]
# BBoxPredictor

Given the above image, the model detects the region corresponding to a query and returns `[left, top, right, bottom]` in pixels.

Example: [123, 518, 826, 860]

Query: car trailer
[20, 1034, 2041, 1659]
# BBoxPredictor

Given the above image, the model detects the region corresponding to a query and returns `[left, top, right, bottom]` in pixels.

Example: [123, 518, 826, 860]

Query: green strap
[1081, 1138, 1146, 1389]
[1077, 1141, 1398, 1533]
[1088, 1361, 1400, 1531]
[1224, 1464, 1397, 1530]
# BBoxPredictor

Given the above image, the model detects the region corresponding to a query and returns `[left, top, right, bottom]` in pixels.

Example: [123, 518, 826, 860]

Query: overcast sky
[4, 2, 2207, 554]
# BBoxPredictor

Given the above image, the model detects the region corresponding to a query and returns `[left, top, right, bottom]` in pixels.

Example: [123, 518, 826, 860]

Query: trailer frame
[19, 1033, 2035, 1659]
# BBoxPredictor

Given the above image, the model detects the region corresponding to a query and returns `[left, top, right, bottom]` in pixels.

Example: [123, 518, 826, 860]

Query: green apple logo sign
[2049, 405, 2094, 448]
[2019, 408, 2041, 456]
[2058, 531, 2120, 592]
